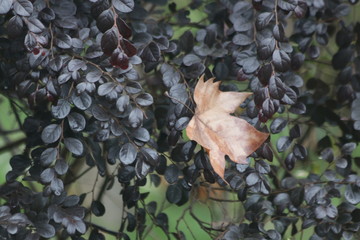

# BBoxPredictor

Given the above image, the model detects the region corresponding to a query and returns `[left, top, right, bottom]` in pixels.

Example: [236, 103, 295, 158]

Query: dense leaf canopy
[0, 0, 360, 239]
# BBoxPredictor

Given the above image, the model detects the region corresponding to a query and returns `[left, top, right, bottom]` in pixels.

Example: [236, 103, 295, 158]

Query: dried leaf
[186, 75, 268, 180]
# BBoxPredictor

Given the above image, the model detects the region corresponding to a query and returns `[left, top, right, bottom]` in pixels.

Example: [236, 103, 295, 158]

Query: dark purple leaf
[270, 118, 288, 134]
[262, 98, 276, 118]
[169, 83, 187, 103]
[110, 121, 124, 137]
[24, 33, 37, 51]
[277, 136, 292, 152]
[273, 24, 285, 42]
[315, 206, 327, 219]
[246, 172, 260, 186]
[55, 17, 78, 29]
[96, 9, 114, 32]
[179, 30, 194, 53]
[233, 17, 252, 32]
[10, 155, 31, 172]
[27, 18, 45, 33]
[255, 160, 270, 174]
[128, 108, 143, 128]
[135, 93, 153, 106]
[308, 45, 320, 59]
[35, 223, 55, 238]
[91, 201, 105, 217]
[135, 155, 151, 179]
[166, 184, 182, 204]
[290, 187, 304, 207]
[116, 95, 130, 112]
[39, 7, 55, 21]
[58, 73, 71, 85]
[289, 102, 306, 114]
[257, 63, 273, 85]
[274, 193, 290, 206]
[293, 144, 307, 160]
[55, 33, 72, 49]
[110, 48, 129, 69]
[7, 16, 24, 38]
[64, 137, 84, 156]
[223, 225, 241, 239]
[72, 92, 92, 110]
[85, 44, 104, 59]
[260, 143, 273, 162]
[141, 147, 158, 166]
[334, 4, 350, 18]
[256, 12, 274, 30]
[326, 204, 338, 218]
[41, 124, 62, 144]
[232, 33, 253, 46]
[285, 153, 296, 170]
[183, 54, 201, 66]
[254, 87, 268, 107]
[278, 0, 297, 11]
[40, 148, 58, 167]
[341, 142, 356, 155]
[214, 62, 229, 79]
[336, 158, 348, 168]
[272, 49, 291, 72]
[86, 70, 102, 83]
[101, 27, 119, 56]
[118, 166, 136, 183]
[51, 99, 71, 119]
[182, 62, 205, 79]
[175, 117, 190, 131]
[50, 177, 64, 195]
[113, 0, 134, 13]
[97, 82, 118, 96]
[345, 184, 360, 204]
[289, 124, 301, 139]
[133, 128, 150, 143]
[161, 63, 180, 88]
[49, 57, 63, 72]
[258, 38, 276, 60]
[120, 39, 137, 57]
[68, 59, 86, 72]
[237, 50, 260, 73]
[291, 53, 305, 70]
[91, 0, 111, 18]
[332, 47, 353, 70]
[154, 36, 169, 50]
[125, 81, 142, 94]
[321, 148, 334, 162]
[156, 213, 169, 231]
[204, 29, 216, 48]
[269, 76, 286, 99]
[54, 158, 68, 175]
[140, 42, 160, 62]
[116, 17, 132, 39]
[13, 0, 33, 16]
[40, 168, 55, 183]
[119, 143, 137, 165]
[164, 164, 179, 184]
[0, 0, 13, 14]
[281, 86, 297, 105]
[294, 2, 307, 18]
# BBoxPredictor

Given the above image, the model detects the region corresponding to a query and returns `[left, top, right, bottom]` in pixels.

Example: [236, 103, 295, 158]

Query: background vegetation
[1, 0, 360, 239]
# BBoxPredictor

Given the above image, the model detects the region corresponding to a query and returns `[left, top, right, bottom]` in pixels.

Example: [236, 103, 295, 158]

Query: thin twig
[86, 221, 120, 237]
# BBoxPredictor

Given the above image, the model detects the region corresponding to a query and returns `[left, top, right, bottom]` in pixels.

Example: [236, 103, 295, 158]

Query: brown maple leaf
[186, 75, 269, 180]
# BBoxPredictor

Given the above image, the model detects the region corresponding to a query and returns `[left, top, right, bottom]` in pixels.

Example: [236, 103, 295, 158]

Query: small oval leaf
[64, 137, 84, 156]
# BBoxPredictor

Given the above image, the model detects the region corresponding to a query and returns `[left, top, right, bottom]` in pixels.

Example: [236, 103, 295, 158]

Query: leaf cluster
[0, 0, 360, 239]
